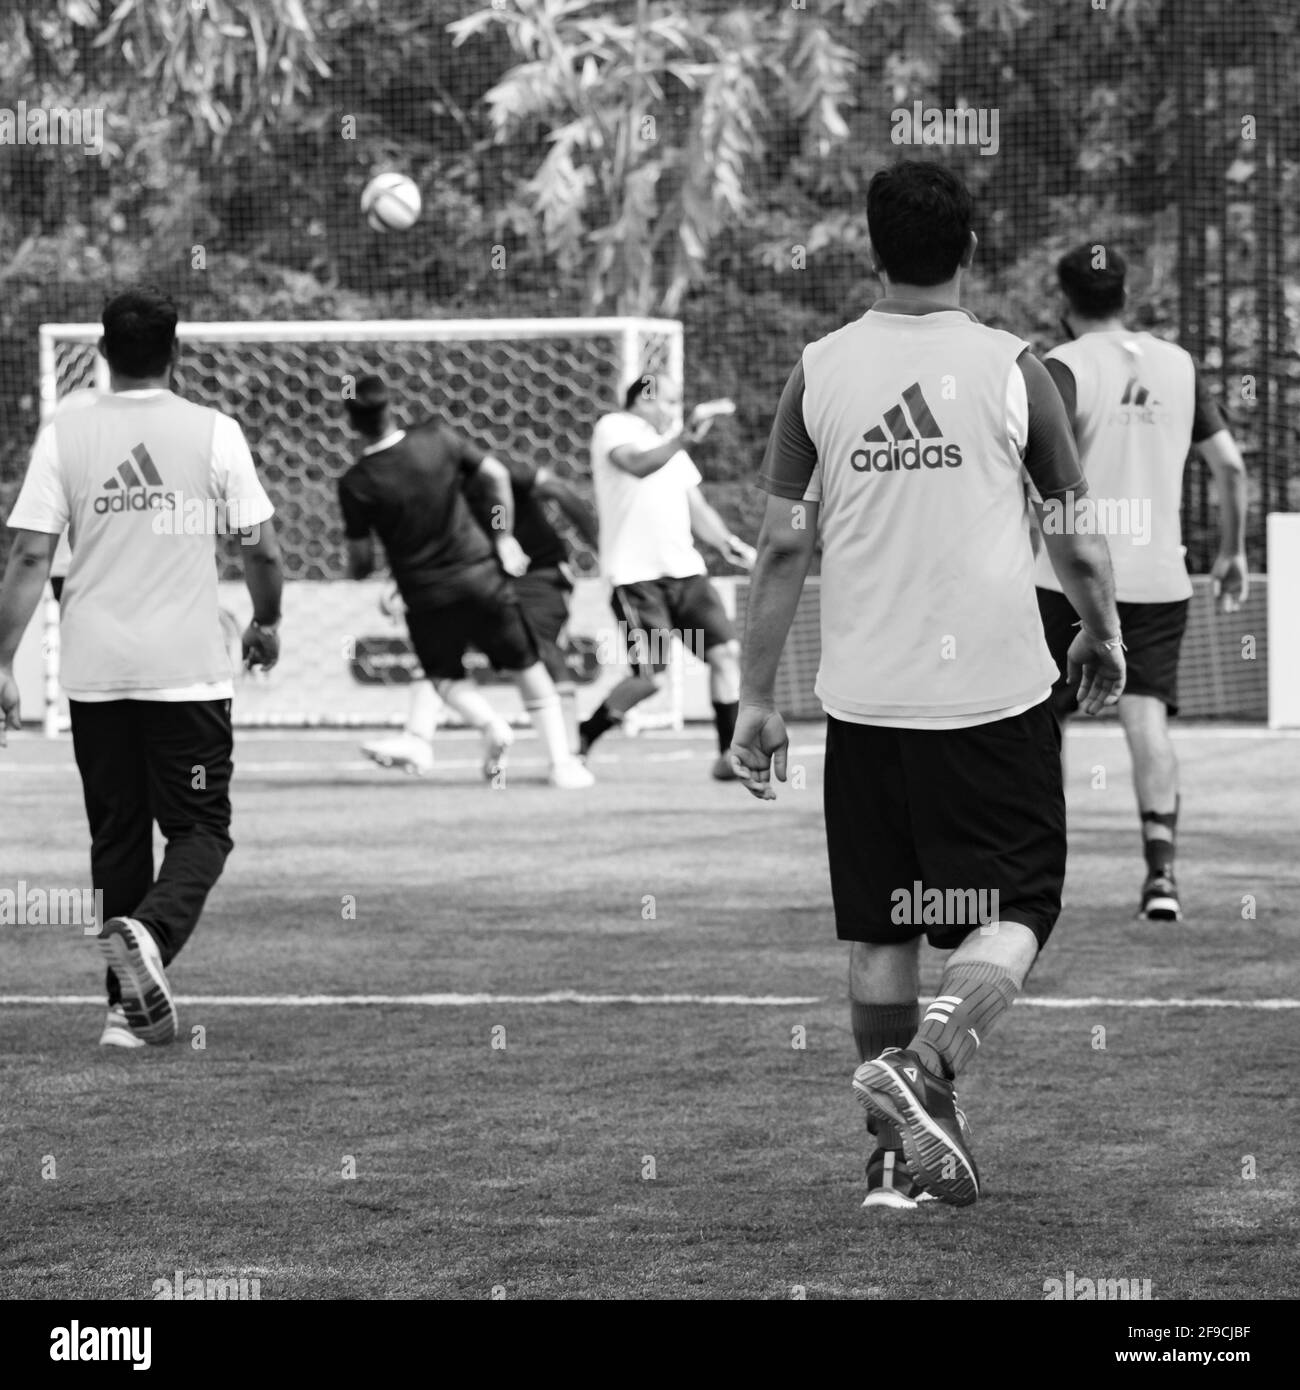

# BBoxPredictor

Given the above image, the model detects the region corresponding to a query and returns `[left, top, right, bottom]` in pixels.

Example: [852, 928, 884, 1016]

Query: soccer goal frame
[36, 316, 687, 736]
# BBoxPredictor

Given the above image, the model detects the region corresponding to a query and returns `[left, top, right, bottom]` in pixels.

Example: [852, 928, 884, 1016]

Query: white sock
[555, 681, 579, 753]
[406, 680, 440, 742]
[435, 678, 499, 732]
[525, 692, 573, 768]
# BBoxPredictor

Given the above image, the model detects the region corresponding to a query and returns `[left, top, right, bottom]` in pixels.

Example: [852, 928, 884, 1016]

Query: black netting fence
[2, 0, 1297, 576]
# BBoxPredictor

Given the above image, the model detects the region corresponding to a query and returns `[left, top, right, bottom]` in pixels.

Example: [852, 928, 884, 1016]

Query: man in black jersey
[338, 375, 593, 789]
[366, 449, 598, 772]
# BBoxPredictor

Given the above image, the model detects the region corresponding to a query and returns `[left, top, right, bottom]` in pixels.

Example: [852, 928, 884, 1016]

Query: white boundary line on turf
[1, 993, 1295, 1009]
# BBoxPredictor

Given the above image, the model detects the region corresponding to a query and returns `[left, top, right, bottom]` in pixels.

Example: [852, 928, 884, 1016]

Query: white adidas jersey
[798, 309, 1060, 720]
[1034, 330, 1196, 603]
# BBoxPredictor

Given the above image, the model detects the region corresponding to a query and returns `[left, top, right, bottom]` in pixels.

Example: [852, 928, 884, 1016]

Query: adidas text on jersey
[850, 382, 962, 472]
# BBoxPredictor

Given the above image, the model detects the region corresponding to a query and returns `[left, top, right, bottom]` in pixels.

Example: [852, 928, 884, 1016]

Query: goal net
[36, 317, 686, 734]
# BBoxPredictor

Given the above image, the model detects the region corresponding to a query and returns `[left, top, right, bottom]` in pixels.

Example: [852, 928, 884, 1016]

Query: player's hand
[241, 623, 280, 673]
[1211, 550, 1249, 613]
[379, 582, 406, 621]
[682, 415, 714, 448]
[0, 664, 20, 747]
[1066, 629, 1125, 716]
[724, 536, 757, 571]
[729, 701, 789, 801]
[495, 535, 528, 578]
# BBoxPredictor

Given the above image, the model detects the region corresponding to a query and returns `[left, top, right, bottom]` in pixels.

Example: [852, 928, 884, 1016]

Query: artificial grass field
[1, 722, 1297, 1300]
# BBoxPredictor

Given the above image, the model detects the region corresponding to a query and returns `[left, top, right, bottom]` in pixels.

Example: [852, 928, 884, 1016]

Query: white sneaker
[482, 721, 514, 782]
[361, 730, 434, 776]
[98, 1003, 145, 1050]
[97, 917, 177, 1046]
[549, 759, 595, 790]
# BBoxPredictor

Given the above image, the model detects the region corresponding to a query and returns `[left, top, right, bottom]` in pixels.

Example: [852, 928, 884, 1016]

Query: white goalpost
[36, 316, 689, 736]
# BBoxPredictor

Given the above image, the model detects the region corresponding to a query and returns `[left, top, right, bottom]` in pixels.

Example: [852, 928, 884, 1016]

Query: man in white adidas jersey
[1034, 244, 1248, 923]
[732, 161, 1125, 1210]
[0, 286, 284, 1048]
[582, 378, 756, 779]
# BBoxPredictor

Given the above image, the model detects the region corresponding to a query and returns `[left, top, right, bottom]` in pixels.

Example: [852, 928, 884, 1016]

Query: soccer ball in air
[361, 172, 421, 232]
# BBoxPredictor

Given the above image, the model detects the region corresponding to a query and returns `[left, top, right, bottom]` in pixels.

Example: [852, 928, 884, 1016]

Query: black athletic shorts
[514, 565, 572, 683]
[823, 701, 1065, 951]
[405, 568, 537, 682]
[610, 574, 735, 677]
[1036, 587, 1190, 715]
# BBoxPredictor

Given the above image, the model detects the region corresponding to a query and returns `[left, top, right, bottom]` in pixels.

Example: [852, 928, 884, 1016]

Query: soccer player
[338, 375, 593, 789]
[731, 161, 1125, 1208]
[582, 378, 756, 779]
[1034, 244, 1249, 921]
[362, 451, 598, 775]
[0, 286, 283, 1048]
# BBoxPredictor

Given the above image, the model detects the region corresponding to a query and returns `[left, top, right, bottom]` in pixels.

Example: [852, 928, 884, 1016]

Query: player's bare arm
[1021, 350, 1126, 713]
[733, 492, 818, 799]
[467, 454, 527, 577]
[609, 416, 708, 479]
[534, 467, 599, 550]
[239, 519, 284, 671]
[1198, 428, 1249, 611]
[0, 529, 58, 744]
[686, 485, 756, 570]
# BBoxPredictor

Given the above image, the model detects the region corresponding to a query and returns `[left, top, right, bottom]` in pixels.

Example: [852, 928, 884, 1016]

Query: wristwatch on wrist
[251, 618, 279, 635]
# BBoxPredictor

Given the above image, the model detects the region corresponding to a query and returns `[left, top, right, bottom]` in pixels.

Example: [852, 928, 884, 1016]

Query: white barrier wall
[209, 576, 728, 729]
[1267, 513, 1300, 728]
[28, 575, 734, 734]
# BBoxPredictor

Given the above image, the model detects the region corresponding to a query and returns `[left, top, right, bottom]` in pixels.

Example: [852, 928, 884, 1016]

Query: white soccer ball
[361, 172, 421, 232]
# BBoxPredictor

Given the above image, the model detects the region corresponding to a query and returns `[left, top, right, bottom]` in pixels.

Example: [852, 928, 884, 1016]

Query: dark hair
[866, 161, 974, 287]
[101, 286, 178, 378]
[622, 375, 655, 411]
[1058, 242, 1127, 318]
[345, 373, 389, 430]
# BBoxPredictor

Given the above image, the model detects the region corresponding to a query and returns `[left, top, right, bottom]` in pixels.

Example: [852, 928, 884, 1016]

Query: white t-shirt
[7, 389, 273, 701]
[589, 411, 707, 586]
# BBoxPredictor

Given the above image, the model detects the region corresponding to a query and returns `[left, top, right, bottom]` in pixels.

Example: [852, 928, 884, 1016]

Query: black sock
[712, 700, 738, 754]
[851, 1000, 918, 1150]
[1141, 797, 1179, 876]
[579, 703, 619, 749]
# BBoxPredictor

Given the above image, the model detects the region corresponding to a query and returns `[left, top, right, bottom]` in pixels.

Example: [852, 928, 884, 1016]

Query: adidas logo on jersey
[851, 383, 963, 472]
[93, 445, 179, 514]
[1112, 376, 1168, 426]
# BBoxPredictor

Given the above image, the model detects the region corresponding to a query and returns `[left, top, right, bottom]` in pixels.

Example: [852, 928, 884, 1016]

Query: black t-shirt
[498, 455, 568, 572]
[338, 423, 495, 607]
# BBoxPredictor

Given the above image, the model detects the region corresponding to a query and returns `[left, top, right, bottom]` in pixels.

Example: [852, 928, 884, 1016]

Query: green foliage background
[1, 0, 1296, 568]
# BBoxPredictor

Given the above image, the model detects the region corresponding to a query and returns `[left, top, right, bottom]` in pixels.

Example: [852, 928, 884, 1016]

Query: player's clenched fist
[729, 701, 789, 801]
[241, 622, 280, 672]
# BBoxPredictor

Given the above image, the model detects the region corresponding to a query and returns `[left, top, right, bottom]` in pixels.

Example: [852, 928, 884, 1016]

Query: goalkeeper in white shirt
[584, 378, 755, 779]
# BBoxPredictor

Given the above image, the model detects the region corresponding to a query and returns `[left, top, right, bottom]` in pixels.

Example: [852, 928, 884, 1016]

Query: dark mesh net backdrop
[1, 0, 1295, 719]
